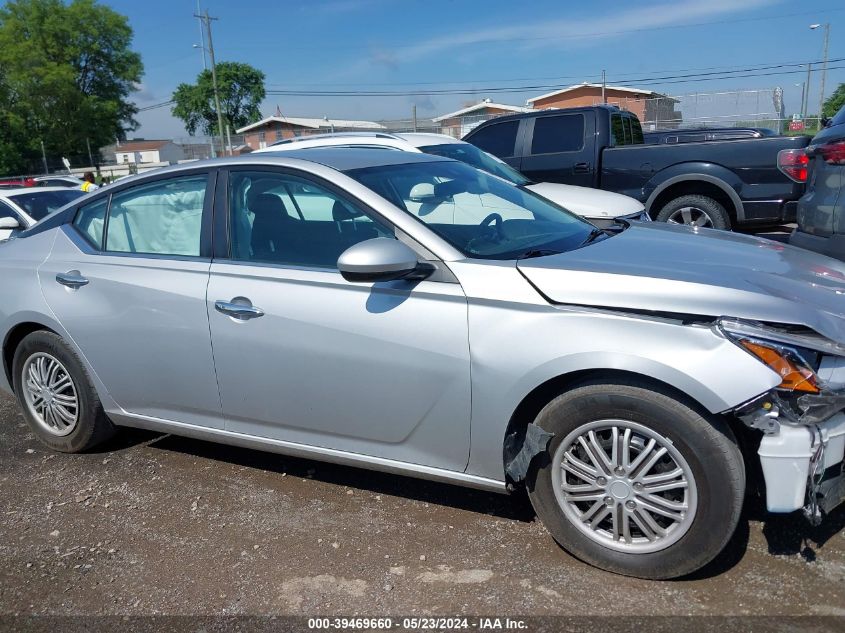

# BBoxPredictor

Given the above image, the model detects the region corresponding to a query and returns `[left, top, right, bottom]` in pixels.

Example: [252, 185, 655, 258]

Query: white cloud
[371, 0, 780, 66]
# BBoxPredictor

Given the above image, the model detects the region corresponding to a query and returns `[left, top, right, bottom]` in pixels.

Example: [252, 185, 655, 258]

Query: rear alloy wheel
[13, 330, 115, 453]
[527, 380, 745, 579]
[655, 194, 731, 230]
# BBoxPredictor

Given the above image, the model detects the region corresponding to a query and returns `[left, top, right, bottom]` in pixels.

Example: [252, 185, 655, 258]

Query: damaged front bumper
[738, 389, 845, 522]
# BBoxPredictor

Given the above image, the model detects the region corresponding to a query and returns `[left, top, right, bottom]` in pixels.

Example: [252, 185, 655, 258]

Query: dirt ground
[0, 391, 843, 620]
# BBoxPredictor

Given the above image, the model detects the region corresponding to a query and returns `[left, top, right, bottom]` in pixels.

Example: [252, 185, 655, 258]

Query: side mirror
[0, 217, 20, 230]
[408, 182, 437, 203]
[338, 238, 427, 283]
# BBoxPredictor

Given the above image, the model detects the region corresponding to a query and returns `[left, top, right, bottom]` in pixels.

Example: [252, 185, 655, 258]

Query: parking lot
[1, 391, 842, 618]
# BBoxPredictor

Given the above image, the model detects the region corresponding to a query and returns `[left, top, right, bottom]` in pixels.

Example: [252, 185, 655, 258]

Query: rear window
[467, 121, 519, 158]
[531, 115, 584, 154]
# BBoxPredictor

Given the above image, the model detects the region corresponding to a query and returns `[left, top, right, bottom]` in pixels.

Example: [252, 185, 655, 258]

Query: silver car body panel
[207, 261, 472, 470]
[38, 226, 224, 428]
[517, 222, 845, 345]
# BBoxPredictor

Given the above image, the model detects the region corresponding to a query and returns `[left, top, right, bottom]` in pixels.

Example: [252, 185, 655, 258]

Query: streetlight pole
[194, 10, 226, 157]
[796, 82, 805, 122]
[803, 62, 812, 121]
[810, 23, 830, 120]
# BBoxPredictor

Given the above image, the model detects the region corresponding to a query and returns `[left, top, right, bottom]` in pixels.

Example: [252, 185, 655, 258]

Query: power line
[263, 59, 845, 97]
[137, 100, 175, 112]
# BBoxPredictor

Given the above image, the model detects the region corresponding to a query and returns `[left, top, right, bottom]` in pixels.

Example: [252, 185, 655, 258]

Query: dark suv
[789, 105, 845, 260]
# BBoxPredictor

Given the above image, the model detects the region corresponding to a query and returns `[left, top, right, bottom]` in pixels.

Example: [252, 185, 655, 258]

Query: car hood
[516, 222, 845, 345]
[524, 182, 644, 219]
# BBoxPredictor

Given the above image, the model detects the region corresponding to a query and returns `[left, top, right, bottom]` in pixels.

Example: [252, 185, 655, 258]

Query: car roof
[33, 175, 82, 180]
[0, 186, 79, 198]
[259, 147, 449, 170]
[394, 133, 465, 146]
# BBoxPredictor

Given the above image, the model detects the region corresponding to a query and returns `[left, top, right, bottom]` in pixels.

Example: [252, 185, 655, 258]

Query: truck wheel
[526, 380, 745, 580]
[12, 330, 115, 453]
[655, 195, 731, 230]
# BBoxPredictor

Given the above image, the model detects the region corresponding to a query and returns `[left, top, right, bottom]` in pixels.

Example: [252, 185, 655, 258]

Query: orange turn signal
[740, 341, 820, 393]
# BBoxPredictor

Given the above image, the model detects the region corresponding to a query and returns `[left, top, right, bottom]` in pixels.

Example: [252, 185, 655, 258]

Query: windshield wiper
[579, 227, 609, 247]
[517, 248, 561, 260]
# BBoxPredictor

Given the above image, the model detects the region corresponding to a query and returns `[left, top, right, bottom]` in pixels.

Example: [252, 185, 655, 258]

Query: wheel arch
[644, 170, 745, 224]
[501, 368, 729, 486]
[2, 320, 60, 390]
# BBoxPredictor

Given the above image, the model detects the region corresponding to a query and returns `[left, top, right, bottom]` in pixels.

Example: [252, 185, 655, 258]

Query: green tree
[0, 0, 143, 174]
[171, 62, 266, 136]
[822, 83, 845, 119]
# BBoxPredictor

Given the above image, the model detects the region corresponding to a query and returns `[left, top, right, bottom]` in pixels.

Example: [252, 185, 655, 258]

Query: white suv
[256, 132, 649, 226]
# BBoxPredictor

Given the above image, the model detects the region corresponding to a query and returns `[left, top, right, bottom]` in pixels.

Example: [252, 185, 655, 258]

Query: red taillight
[778, 148, 809, 183]
[816, 139, 845, 165]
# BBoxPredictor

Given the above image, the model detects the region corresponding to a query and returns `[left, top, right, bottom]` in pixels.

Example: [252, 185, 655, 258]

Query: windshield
[345, 160, 597, 259]
[9, 189, 85, 221]
[418, 143, 531, 186]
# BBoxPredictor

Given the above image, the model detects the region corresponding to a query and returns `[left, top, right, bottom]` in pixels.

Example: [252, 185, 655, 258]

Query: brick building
[236, 116, 386, 150]
[527, 83, 681, 129]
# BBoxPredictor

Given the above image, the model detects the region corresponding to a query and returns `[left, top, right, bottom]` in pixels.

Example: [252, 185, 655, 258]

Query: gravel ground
[0, 390, 843, 619]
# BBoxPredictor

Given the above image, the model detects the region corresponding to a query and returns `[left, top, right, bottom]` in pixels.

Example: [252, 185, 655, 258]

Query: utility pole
[85, 137, 95, 171]
[195, 9, 226, 156]
[803, 63, 812, 120]
[601, 70, 607, 104]
[810, 22, 830, 119]
[195, 0, 207, 70]
[40, 140, 48, 174]
[412, 104, 417, 132]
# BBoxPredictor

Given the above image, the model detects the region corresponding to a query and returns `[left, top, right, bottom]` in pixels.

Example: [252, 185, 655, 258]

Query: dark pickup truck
[463, 105, 810, 230]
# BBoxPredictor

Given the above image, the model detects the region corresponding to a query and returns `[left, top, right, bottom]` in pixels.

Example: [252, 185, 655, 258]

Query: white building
[114, 140, 185, 165]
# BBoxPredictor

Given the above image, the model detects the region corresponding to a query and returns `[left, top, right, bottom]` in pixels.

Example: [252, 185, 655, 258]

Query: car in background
[0, 187, 87, 240]
[789, 104, 845, 261]
[463, 105, 809, 230]
[1, 150, 843, 580]
[33, 175, 84, 188]
[256, 132, 649, 227]
[0, 177, 35, 190]
[643, 127, 778, 145]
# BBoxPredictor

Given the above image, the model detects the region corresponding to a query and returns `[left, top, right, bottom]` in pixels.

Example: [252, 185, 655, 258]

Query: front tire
[526, 380, 744, 579]
[12, 330, 115, 453]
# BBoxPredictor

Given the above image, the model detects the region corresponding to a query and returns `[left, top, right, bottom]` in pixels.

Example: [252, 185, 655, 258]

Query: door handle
[214, 299, 265, 320]
[56, 271, 89, 289]
[573, 162, 592, 174]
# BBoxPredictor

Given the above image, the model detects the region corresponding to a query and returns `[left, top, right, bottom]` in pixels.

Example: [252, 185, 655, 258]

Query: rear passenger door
[519, 112, 595, 187]
[206, 168, 472, 471]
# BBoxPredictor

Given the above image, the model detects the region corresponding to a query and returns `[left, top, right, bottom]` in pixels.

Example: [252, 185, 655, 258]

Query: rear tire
[12, 331, 115, 453]
[526, 380, 745, 579]
[655, 194, 731, 230]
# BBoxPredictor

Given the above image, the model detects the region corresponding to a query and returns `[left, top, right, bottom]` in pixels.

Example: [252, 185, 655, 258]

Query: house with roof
[236, 116, 386, 150]
[433, 99, 535, 137]
[527, 83, 681, 129]
[113, 139, 185, 164]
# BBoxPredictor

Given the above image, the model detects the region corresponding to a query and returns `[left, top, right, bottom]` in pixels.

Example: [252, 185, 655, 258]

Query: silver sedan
[0, 149, 843, 579]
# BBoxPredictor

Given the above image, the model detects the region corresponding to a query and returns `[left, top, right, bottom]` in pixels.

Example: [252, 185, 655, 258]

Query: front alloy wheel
[552, 419, 697, 554]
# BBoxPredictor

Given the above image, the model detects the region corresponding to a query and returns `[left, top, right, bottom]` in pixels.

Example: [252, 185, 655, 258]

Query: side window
[629, 117, 644, 144]
[73, 197, 108, 248]
[611, 114, 625, 146]
[467, 121, 519, 158]
[229, 171, 393, 268]
[105, 174, 207, 257]
[531, 115, 585, 154]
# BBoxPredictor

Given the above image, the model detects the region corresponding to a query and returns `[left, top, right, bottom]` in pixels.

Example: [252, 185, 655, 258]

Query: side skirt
[110, 412, 508, 494]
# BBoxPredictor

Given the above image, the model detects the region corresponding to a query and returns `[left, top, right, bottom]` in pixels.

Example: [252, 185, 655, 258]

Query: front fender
[464, 303, 780, 481]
